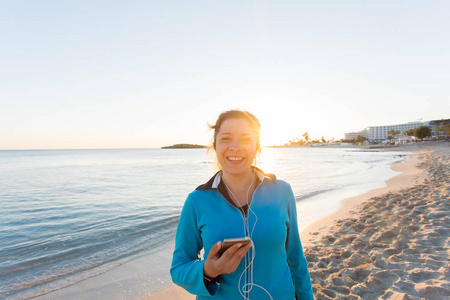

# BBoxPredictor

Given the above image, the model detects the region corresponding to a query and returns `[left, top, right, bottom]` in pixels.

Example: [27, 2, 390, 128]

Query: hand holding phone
[204, 237, 252, 278]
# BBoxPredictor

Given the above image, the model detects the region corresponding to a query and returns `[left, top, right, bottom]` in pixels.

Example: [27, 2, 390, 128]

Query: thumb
[208, 241, 222, 259]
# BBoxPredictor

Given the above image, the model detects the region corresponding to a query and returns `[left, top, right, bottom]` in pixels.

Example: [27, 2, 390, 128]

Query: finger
[220, 243, 243, 260]
[207, 241, 222, 259]
[234, 242, 252, 257]
[230, 242, 252, 257]
[222, 243, 252, 272]
[228, 248, 251, 273]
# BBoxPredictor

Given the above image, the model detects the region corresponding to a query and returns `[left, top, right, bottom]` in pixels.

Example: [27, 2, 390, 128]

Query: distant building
[344, 129, 368, 141]
[346, 119, 449, 143]
[428, 119, 450, 137]
[367, 121, 428, 142]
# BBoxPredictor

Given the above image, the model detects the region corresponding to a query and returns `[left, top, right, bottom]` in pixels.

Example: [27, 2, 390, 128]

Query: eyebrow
[219, 133, 252, 136]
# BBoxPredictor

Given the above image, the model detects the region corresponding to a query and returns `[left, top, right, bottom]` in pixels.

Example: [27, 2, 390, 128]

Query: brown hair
[209, 110, 261, 150]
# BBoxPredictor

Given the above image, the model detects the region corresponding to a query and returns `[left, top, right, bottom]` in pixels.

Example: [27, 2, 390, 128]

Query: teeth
[228, 157, 243, 161]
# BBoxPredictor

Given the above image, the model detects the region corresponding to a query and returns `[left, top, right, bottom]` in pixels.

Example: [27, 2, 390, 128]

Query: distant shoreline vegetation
[162, 144, 207, 149]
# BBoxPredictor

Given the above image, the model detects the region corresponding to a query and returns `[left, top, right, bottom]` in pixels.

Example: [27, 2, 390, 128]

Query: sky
[1, 0, 449, 150]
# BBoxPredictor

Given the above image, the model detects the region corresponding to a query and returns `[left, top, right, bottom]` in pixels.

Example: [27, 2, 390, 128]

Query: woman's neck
[221, 169, 255, 194]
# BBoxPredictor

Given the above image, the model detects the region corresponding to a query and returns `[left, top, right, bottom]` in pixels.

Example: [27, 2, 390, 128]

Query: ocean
[0, 147, 410, 299]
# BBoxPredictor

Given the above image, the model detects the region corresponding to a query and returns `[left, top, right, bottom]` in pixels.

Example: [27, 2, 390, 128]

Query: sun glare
[257, 147, 276, 174]
[259, 120, 293, 147]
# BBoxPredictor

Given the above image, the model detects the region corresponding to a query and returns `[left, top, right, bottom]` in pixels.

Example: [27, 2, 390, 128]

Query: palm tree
[403, 130, 416, 143]
[387, 130, 400, 143]
[302, 132, 310, 144]
[437, 125, 444, 137]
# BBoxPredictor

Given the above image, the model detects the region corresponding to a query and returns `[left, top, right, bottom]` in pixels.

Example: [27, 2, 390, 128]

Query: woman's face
[215, 118, 259, 178]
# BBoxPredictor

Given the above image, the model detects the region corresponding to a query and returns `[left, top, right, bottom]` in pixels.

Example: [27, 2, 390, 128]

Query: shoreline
[299, 147, 429, 244]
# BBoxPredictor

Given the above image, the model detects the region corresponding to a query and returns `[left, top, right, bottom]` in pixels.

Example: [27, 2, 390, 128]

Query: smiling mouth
[227, 156, 244, 161]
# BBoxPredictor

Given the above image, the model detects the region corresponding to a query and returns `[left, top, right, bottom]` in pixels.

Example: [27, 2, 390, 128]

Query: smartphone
[218, 237, 252, 256]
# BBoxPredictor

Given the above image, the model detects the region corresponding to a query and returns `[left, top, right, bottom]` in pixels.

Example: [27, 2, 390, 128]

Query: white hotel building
[346, 121, 429, 142]
[367, 121, 429, 142]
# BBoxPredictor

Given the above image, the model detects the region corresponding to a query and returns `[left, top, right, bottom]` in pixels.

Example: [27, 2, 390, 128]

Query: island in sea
[162, 144, 207, 149]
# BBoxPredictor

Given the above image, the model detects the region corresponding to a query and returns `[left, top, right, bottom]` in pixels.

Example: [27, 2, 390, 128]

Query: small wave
[345, 149, 381, 152]
[295, 188, 336, 201]
[0, 214, 181, 299]
[388, 155, 410, 165]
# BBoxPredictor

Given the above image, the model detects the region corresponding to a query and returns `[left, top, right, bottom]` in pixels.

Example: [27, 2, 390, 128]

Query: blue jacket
[171, 169, 314, 299]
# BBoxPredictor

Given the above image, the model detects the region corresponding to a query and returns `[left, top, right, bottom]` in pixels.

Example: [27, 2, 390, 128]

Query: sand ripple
[304, 148, 450, 300]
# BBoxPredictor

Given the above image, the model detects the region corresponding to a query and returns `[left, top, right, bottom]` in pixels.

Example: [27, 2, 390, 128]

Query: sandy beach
[144, 143, 450, 300]
[304, 145, 450, 299]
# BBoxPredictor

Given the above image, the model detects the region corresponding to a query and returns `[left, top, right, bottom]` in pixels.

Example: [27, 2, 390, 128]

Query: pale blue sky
[1, 1, 449, 149]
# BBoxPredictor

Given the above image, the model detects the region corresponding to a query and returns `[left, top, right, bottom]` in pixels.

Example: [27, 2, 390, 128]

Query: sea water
[0, 147, 410, 298]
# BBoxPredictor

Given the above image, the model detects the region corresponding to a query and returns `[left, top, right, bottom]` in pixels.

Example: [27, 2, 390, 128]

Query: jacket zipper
[216, 193, 250, 298]
[217, 178, 264, 299]
[243, 183, 260, 300]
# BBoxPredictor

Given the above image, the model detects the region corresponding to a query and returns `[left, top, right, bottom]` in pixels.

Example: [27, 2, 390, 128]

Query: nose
[229, 138, 242, 150]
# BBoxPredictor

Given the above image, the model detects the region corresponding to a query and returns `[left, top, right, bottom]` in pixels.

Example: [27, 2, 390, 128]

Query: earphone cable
[222, 167, 273, 300]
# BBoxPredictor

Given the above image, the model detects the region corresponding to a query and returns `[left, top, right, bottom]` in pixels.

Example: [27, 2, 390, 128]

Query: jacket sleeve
[286, 185, 314, 299]
[170, 193, 220, 296]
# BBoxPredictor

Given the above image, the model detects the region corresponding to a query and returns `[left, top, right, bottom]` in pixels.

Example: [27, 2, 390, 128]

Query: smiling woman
[170, 110, 314, 299]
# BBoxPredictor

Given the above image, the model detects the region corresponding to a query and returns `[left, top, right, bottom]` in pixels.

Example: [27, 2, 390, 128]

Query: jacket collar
[196, 167, 277, 191]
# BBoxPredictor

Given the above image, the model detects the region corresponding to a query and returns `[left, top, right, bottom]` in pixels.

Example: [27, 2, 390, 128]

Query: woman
[171, 110, 313, 299]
